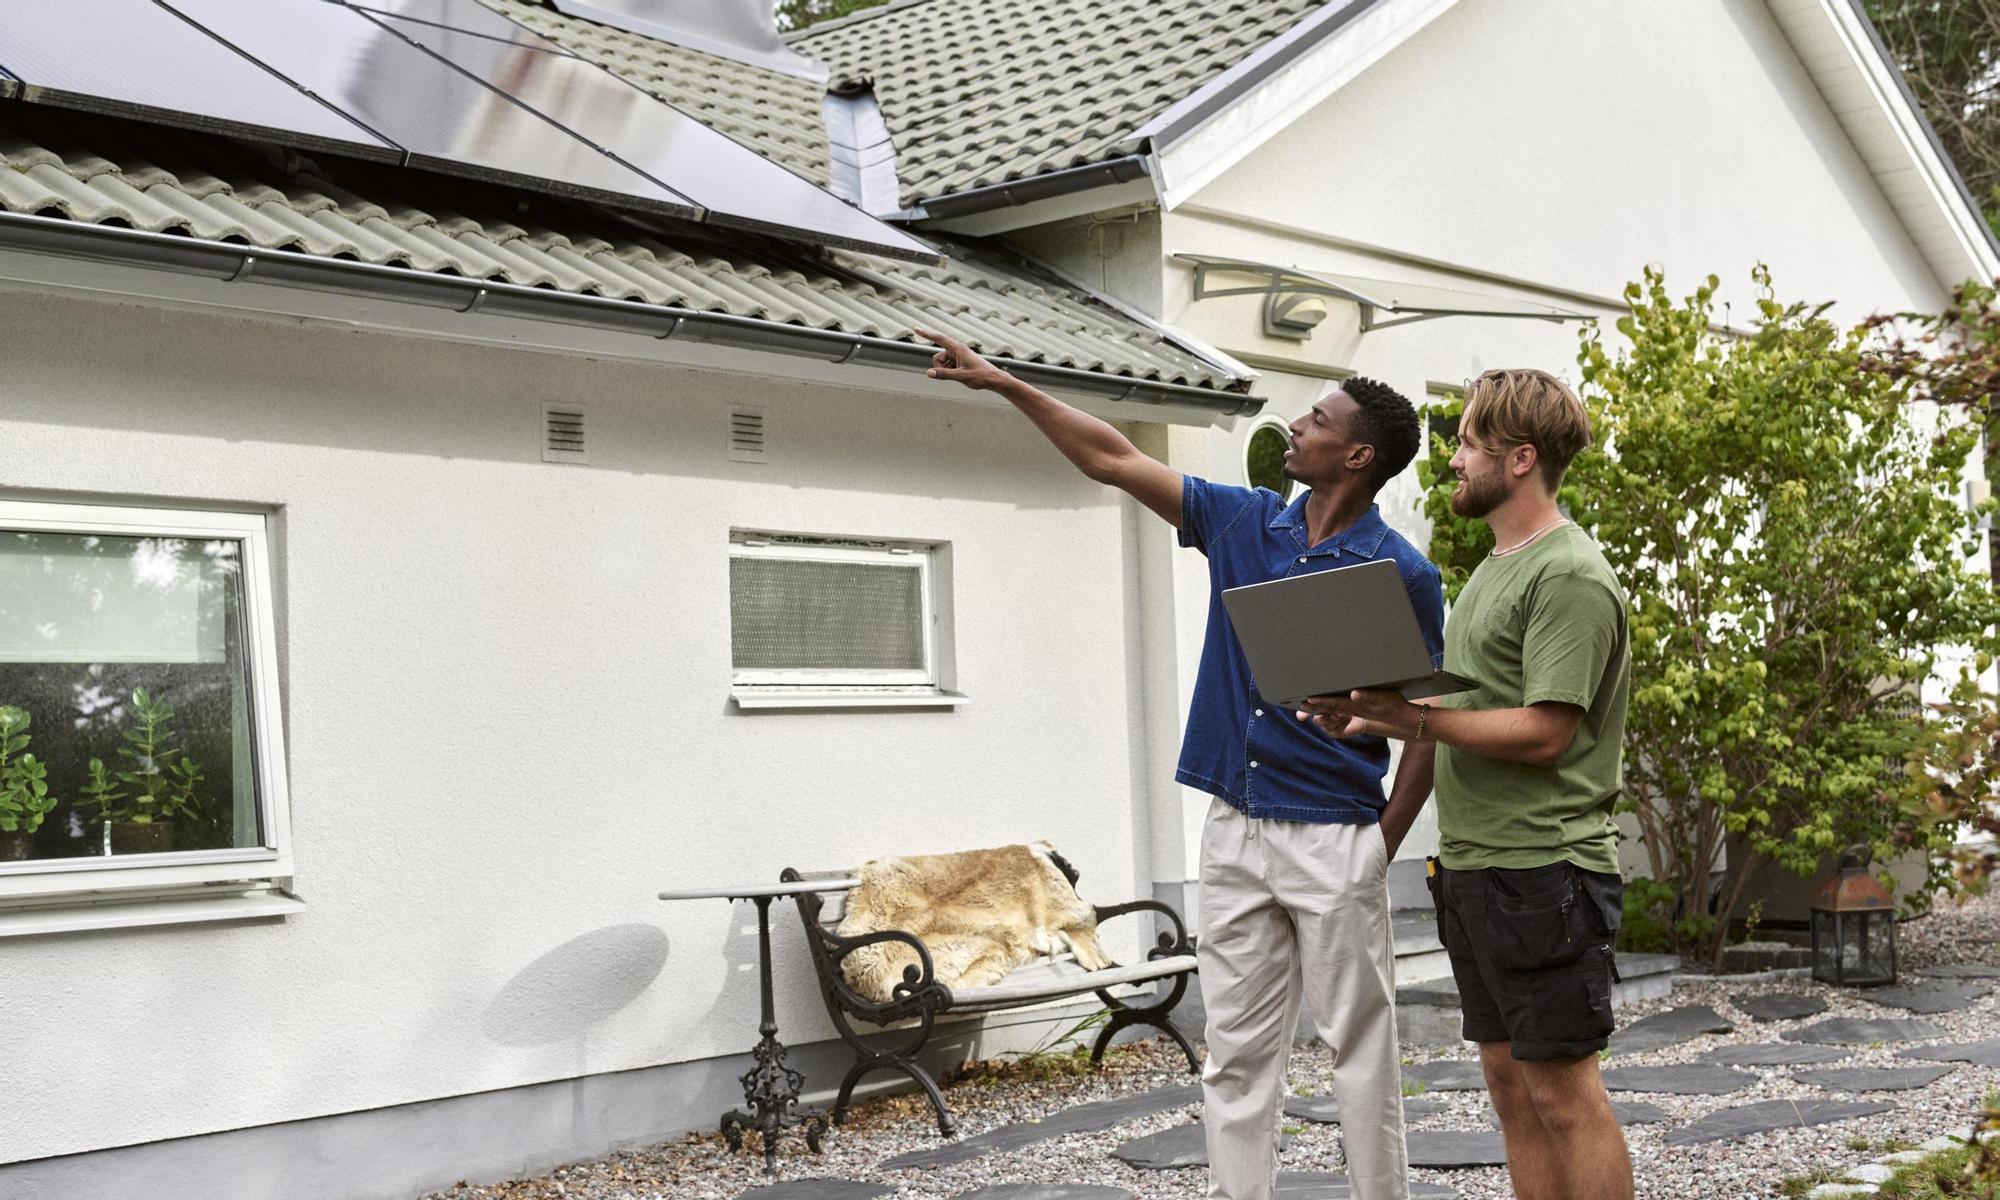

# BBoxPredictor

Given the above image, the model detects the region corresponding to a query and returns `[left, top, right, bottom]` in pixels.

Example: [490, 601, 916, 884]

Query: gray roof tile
[795, 0, 1327, 207]
[0, 111, 1240, 391]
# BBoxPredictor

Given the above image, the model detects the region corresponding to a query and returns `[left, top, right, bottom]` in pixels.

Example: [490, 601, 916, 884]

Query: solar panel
[378, 11, 941, 260]
[0, 0, 397, 161]
[163, 0, 704, 219]
[339, 0, 574, 56]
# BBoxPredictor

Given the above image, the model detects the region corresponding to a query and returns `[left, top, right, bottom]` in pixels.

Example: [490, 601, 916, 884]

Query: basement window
[0, 500, 298, 930]
[728, 532, 963, 710]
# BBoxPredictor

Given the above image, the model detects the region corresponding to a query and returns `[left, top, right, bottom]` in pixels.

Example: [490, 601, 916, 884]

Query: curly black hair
[1340, 375, 1422, 489]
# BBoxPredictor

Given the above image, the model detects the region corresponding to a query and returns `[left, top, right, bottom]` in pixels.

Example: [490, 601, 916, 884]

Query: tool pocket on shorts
[1487, 863, 1589, 971]
[1522, 957, 1615, 1049]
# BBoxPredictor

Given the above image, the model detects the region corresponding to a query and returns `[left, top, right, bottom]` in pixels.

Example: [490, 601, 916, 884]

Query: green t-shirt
[1435, 523, 1630, 875]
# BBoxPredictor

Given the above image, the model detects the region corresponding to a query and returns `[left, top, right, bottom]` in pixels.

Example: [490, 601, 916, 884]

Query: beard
[1449, 472, 1507, 519]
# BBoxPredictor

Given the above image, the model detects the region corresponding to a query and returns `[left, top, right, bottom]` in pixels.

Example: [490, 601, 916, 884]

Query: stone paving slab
[1920, 963, 2000, 978]
[1284, 1095, 1449, 1123]
[1600, 1065, 1755, 1096]
[1608, 1004, 1733, 1054]
[1731, 992, 1828, 1023]
[1284, 1096, 1344, 1124]
[1274, 1171, 1459, 1198]
[1662, 1099, 1896, 1146]
[1794, 1064, 1959, 1092]
[951, 1187, 1133, 1200]
[1857, 978, 1995, 1015]
[1483, 1101, 1668, 1128]
[1403, 1060, 1487, 1091]
[738, 1182, 893, 1200]
[1697, 1042, 1851, 1067]
[1782, 1017, 1947, 1044]
[882, 1085, 1201, 1170]
[1901, 1037, 2000, 1067]
[1403, 1130, 1510, 1168]
[1110, 1123, 1295, 1169]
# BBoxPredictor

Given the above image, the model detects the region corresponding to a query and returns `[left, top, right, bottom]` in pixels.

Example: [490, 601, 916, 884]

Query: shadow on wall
[482, 923, 672, 1048]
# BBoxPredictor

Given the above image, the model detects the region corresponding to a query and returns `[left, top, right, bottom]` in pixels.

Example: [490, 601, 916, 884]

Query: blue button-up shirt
[1176, 478, 1447, 824]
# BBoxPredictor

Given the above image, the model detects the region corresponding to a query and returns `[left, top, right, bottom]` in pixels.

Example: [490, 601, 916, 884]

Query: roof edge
[903, 154, 1154, 221]
[0, 211, 1257, 415]
[1829, 0, 2000, 277]
[1126, 0, 1384, 151]
[1013, 247, 1259, 385]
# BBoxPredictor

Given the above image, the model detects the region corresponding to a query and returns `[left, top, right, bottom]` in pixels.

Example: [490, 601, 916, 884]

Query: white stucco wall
[1181, 0, 1949, 327]
[0, 290, 1161, 1163]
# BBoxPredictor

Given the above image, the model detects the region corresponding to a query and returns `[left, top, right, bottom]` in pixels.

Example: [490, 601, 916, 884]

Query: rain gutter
[900, 154, 1154, 221]
[0, 211, 1258, 416]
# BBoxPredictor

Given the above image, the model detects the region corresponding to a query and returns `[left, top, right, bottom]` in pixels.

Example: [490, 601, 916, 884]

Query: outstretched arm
[917, 328, 1184, 526]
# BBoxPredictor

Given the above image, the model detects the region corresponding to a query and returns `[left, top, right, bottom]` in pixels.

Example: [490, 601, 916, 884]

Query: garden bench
[780, 861, 1201, 1136]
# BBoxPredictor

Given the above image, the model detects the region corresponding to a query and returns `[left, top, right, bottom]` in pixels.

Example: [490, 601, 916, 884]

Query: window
[728, 532, 960, 708]
[0, 500, 292, 906]
[1244, 416, 1299, 498]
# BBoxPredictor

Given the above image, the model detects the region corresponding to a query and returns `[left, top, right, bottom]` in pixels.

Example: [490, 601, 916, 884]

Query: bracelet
[1412, 702, 1430, 742]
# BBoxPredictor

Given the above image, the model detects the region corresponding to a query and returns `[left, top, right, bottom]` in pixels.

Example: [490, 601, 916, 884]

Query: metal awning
[1173, 254, 1589, 333]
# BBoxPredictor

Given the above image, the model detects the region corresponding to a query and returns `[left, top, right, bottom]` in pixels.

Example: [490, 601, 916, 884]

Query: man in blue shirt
[919, 329, 1442, 1200]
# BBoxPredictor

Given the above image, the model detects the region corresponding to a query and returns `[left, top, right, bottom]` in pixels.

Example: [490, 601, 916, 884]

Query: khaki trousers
[1197, 797, 1409, 1200]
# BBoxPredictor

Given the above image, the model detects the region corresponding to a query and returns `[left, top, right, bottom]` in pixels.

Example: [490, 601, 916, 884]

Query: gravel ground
[424, 891, 2000, 1200]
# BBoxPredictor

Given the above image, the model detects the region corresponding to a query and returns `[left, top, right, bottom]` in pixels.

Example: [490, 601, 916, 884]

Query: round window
[1244, 419, 1295, 496]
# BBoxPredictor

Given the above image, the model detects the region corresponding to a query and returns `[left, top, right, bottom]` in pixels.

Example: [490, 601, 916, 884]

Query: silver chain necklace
[1490, 516, 1569, 557]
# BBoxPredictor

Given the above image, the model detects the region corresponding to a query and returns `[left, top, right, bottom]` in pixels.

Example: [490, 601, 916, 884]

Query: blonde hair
[1459, 368, 1592, 489]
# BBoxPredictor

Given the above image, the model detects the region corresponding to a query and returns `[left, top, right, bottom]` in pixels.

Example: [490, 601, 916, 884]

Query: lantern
[1809, 847, 1897, 987]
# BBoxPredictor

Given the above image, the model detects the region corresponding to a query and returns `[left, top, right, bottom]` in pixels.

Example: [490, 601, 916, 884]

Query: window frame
[727, 535, 939, 691]
[0, 499, 293, 901]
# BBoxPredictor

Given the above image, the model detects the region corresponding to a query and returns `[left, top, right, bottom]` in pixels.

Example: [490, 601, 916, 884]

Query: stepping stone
[1795, 1064, 1958, 1092]
[1483, 1101, 1667, 1128]
[1601, 1065, 1754, 1095]
[1920, 964, 2000, 978]
[1783, 1017, 1946, 1045]
[1287, 1094, 1451, 1123]
[1732, 992, 1827, 1022]
[1608, 1004, 1732, 1054]
[1698, 1042, 1851, 1067]
[1403, 1130, 1509, 1168]
[1663, 1099, 1896, 1146]
[1274, 1171, 1460, 1198]
[1858, 978, 1994, 1015]
[883, 1084, 1200, 1170]
[1110, 1123, 1295, 1170]
[1285, 1096, 1343, 1123]
[1902, 1038, 2000, 1067]
[1403, 1060, 1486, 1091]
[738, 1183, 892, 1200]
[952, 1188, 1132, 1200]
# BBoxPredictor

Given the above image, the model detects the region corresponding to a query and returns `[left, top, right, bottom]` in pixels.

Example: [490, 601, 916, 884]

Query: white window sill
[0, 887, 305, 938]
[731, 687, 969, 710]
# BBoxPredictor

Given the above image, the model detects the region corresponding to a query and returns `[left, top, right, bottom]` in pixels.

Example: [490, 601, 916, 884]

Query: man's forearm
[1392, 704, 1573, 768]
[991, 376, 1142, 482]
[1379, 739, 1435, 858]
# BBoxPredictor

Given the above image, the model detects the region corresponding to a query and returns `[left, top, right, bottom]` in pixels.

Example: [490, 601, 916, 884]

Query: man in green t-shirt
[1298, 368, 1633, 1200]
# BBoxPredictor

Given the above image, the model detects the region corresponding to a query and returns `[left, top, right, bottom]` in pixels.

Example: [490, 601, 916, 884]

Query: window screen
[730, 553, 927, 677]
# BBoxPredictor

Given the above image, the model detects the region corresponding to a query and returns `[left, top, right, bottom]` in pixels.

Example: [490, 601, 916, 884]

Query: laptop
[1220, 557, 1478, 709]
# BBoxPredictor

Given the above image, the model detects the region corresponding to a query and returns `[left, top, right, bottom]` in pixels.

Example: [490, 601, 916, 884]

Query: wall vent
[729, 407, 767, 463]
[542, 402, 588, 464]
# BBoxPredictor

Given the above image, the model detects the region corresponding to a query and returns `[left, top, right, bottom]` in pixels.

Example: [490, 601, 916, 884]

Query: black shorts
[1427, 859, 1624, 1061]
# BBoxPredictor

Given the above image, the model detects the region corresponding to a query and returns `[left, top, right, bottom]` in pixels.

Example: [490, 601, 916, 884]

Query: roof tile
[0, 109, 1240, 392]
[796, 0, 1326, 207]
